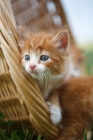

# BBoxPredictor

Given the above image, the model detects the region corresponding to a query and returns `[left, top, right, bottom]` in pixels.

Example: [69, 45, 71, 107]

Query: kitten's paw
[47, 102, 62, 124]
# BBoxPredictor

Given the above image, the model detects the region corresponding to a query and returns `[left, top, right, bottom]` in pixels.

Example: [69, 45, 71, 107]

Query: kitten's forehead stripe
[29, 32, 52, 53]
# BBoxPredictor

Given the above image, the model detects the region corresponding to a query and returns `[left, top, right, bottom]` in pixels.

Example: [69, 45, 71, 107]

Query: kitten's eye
[25, 55, 30, 61]
[40, 55, 49, 61]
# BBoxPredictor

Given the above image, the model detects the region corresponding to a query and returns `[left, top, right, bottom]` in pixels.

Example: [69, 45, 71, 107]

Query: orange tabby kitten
[19, 27, 70, 124]
[46, 47, 86, 126]
[48, 76, 93, 140]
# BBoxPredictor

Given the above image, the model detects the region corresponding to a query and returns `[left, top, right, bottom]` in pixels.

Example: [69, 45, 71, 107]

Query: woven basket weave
[0, 0, 61, 139]
[11, 0, 75, 44]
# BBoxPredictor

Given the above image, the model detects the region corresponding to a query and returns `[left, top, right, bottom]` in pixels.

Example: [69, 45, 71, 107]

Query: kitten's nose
[29, 64, 36, 70]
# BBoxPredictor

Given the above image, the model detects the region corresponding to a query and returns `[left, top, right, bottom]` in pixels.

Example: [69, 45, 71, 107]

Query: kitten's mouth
[31, 70, 34, 73]
[31, 70, 38, 74]
[30, 73, 37, 78]
[30, 71, 38, 78]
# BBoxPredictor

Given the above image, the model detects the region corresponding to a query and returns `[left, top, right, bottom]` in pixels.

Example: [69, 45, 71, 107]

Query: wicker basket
[11, 0, 75, 44]
[0, 0, 76, 139]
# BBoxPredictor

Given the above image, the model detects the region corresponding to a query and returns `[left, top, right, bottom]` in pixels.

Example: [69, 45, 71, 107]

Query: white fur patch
[30, 52, 39, 65]
[47, 101, 62, 124]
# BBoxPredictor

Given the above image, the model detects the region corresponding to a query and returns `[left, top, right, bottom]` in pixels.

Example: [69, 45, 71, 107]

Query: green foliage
[84, 130, 87, 140]
[11, 131, 21, 140]
[0, 112, 42, 140]
[0, 129, 42, 140]
[84, 50, 93, 75]
[0, 112, 5, 118]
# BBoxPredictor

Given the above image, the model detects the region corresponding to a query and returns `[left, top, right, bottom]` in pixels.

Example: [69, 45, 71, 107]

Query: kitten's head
[19, 27, 69, 81]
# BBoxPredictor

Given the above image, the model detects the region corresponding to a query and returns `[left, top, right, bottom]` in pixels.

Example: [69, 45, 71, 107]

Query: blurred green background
[83, 44, 93, 75]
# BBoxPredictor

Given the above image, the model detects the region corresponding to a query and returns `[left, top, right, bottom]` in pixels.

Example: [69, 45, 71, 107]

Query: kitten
[50, 76, 93, 140]
[19, 27, 70, 124]
[46, 46, 86, 125]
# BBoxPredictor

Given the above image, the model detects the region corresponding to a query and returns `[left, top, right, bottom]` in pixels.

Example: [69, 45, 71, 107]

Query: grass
[0, 112, 43, 140]
[79, 43, 93, 75]
[0, 111, 90, 140]
[84, 50, 93, 75]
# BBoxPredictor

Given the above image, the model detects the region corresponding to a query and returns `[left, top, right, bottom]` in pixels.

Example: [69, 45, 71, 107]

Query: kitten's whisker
[45, 70, 51, 85]
[38, 77, 41, 85]
[46, 68, 56, 87]
[43, 73, 46, 86]
[44, 72, 48, 87]
[40, 73, 43, 86]
[42, 73, 44, 86]
[38, 75, 42, 86]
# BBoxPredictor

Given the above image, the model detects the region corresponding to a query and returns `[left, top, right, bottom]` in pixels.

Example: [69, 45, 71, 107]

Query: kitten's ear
[52, 30, 69, 51]
[17, 26, 31, 47]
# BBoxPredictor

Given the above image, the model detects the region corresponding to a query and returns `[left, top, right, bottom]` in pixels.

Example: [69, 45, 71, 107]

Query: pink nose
[29, 65, 36, 70]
